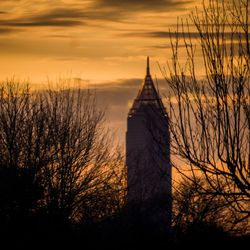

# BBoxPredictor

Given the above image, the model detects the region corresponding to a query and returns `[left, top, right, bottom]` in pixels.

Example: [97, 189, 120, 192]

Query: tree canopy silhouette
[163, 0, 249, 223]
[0, 81, 125, 235]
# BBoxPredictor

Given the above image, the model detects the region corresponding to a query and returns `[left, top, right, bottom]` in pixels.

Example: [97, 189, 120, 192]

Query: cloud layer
[0, 0, 191, 31]
[95, 0, 191, 12]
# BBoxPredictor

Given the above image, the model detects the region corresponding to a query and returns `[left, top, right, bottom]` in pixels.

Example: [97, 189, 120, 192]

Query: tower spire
[129, 56, 166, 116]
[147, 56, 150, 76]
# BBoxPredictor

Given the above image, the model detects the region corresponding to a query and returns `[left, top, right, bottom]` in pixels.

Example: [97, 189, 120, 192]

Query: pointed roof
[129, 57, 166, 116]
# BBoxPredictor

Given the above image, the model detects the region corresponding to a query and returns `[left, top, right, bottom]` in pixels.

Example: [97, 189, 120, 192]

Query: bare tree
[0, 80, 125, 226]
[161, 0, 250, 223]
[39, 87, 125, 222]
[172, 176, 249, 235]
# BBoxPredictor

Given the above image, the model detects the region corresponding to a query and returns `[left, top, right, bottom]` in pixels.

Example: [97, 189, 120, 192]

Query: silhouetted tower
[126, 57, 171, 225]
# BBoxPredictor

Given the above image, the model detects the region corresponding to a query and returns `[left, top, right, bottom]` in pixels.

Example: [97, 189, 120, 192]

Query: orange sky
[0, 0, 200, 82]
[0, 0, 202, 143]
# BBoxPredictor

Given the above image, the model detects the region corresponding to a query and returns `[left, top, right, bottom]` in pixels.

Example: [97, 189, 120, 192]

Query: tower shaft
[126, 57, 172, 226]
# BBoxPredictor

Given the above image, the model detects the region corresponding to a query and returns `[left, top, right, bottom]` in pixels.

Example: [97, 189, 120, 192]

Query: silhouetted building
[126, 57, 171, 226]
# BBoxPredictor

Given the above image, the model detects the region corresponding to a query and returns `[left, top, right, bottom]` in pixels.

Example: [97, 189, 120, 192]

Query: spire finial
[147, 56, 150, 75]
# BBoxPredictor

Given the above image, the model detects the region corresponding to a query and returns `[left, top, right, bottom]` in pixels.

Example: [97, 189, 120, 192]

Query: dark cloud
[85, 77, 170, 141]
[36, 7, 122, 22]
[148, 31, 198, 38]
[0, 27, 22, 34]
[159, 31, 246, 40]
[35, 8, 87, 20]
[95, 0, 192, 12]
[121, 30, 244, 41]
[73, 77, 169, 108]
[30, 8, 112, 23]
[0, 8, 87, 28]
[0, 6, 124, 30]
[0, 0, 192, 32]
[148, 44, 172, 49]
[72, 78, 143, 108]
[147, 43, 188, 49]
[121, 31, 201, 39]
[1, 20, 83, 27]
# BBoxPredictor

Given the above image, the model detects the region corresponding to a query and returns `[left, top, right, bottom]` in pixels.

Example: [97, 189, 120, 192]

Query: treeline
[0, 81, 249, 249]
[0, 81, 125, 248]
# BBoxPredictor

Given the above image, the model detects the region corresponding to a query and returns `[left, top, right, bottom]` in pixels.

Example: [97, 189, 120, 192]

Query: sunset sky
[0, 0, 201, 142]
